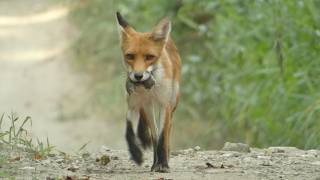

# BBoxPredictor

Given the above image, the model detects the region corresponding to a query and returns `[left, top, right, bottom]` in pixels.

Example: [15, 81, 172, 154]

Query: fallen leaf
[206, 162, 216, 168]
[65, 176, 75, 180]
[10, 156, 21, 162]
[34, 153, 42, 160]
[80, 176, 90, 180]
[205, 163, 234, 169]
[100, 155, 110, 166]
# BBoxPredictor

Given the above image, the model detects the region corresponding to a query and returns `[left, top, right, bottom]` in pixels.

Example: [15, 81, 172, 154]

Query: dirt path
[2, 145, 320, 179]
[0, 0, 124, 152]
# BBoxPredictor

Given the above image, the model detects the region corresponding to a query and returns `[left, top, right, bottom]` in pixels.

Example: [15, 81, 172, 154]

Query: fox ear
[116, 11, 129, 29]
[151, 17, 171, 42]
[116, 12, 135, 40]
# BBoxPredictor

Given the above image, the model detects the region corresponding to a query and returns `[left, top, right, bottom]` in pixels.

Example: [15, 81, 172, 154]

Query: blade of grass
[0, 113, 4, 131]
[16, 116, 31, 137]
[78, 141, 90, 152]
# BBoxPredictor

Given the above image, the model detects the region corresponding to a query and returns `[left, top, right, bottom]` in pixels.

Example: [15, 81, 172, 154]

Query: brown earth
[1, 144, 320, 180]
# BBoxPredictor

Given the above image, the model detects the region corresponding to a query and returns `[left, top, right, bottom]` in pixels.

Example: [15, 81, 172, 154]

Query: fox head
[116, 12, 171, 82]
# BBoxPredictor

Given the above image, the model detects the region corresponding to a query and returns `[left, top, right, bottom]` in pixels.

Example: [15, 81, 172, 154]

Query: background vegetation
[68, 0, 320, 149]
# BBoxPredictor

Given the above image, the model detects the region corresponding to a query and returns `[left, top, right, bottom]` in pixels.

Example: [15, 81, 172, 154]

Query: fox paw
[151, 163, 170, 173]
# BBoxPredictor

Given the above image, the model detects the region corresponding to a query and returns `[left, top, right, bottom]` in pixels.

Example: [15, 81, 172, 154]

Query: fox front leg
[151, 105, 172, 173]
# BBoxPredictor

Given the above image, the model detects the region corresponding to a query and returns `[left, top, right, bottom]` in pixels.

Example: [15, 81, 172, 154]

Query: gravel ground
[1, 143, 320, 180]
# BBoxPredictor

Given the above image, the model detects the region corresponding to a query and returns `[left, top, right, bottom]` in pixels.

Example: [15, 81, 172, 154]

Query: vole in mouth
[126, 76, 155, 95]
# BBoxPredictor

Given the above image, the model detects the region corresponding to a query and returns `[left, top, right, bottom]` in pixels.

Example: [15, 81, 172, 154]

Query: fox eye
[145, 54, 156, 61]
[125, 53, 135, 60]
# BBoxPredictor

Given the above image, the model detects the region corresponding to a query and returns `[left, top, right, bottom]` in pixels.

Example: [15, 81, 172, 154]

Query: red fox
[116, 12, 181, 173]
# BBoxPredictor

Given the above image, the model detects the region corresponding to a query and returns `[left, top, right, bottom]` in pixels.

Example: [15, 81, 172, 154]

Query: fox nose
[134, 72, 143, 81]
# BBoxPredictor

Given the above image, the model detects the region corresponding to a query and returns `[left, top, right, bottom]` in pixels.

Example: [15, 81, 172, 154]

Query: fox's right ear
[116, 12, 135, 41]
[116, 11, 129, 29]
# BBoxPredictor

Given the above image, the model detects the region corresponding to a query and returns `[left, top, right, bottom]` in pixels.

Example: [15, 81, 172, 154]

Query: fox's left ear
[151, 17, 171, 42]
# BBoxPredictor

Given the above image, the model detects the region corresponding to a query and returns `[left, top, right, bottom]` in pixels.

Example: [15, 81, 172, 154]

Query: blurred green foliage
[69, 0, 320, 149]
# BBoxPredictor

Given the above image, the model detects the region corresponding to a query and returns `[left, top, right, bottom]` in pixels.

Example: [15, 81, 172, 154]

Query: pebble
[41, 159, 51, 165]
[268, 147, 299, 153]
[20, 166, 36, 170]
[82, 152, 90, 158]
[185, 148, 193, 152]
[222, 142, 251, 153]
[101, 146, 111, 152]
[56, 158, 65, 164]
[307, 150, 319, 157]
[261, 161, 272, 166]
[86, 164, 95, 172]
[310, 161, 320, 166]
[194, 146, 201, 151]
[67, 165, 79, 172]
[171, 151, 181, 156]
[222, 152, 241, 157]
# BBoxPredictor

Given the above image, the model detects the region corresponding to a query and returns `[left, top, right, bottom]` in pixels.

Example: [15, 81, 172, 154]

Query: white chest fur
[127, 64, 179, 109]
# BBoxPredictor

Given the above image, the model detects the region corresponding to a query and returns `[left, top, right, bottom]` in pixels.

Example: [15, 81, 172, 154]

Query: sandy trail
[2, 145, 320, 179]
[0, 0, 125, 152]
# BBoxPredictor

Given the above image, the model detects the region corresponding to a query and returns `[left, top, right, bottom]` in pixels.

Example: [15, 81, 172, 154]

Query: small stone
[268, 147, 298, 153]
[311, 161, 320, 166]
[307, 150, 319, 157]
[101, 146, 111, 152]
[80, 176, 90, 180]
[20, 166, 36, 170]
[171, 151, 181, 156]
[112, 156, 119, 160]
[222, 142, 251, 153]
[184, 148, 193, 153]
[48, 153, 56, 157]
[261, 161, 272, 166]
[194, 146, 201, 151]
[82, 152, 90, 159]
[41, 159, 51, 165]
[86, 164, 95, 172]
[67, 165, 79, 172]
[222, 152, 241, 157]
[56, 158, 65, 164]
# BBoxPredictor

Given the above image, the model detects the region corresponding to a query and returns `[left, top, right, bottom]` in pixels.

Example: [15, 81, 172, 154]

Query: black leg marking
[137, 110, 152, 149]
[151, 140, 158, 171]
[156, 132, 168, 166]
[126, 120, 143, 165]
[152, 132, 169, 172]
[137, 119, 152, 149]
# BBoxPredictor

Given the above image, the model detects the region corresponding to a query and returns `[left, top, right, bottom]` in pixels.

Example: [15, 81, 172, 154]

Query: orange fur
[117, 12, 181, 173]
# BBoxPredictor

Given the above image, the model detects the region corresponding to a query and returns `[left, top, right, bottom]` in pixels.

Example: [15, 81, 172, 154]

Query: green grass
[0, 113, 54, 160]
[66, 0, 320, 149]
